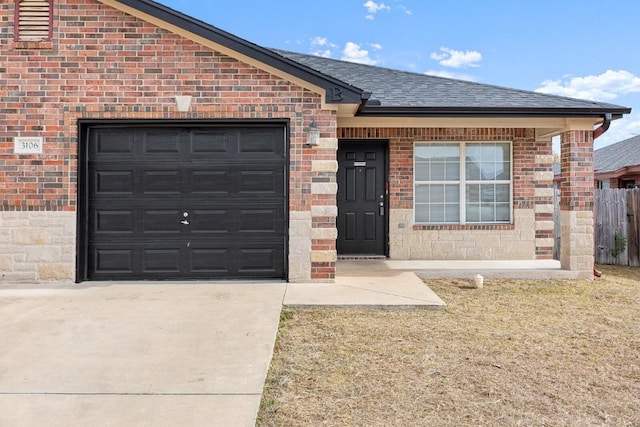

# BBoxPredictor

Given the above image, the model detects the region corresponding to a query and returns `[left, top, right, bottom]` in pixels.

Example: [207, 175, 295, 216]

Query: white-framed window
[414, 142, 512, 224]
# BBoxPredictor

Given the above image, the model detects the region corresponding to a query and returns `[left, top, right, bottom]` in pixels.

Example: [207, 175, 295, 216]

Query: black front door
[337, 141, 387, 255]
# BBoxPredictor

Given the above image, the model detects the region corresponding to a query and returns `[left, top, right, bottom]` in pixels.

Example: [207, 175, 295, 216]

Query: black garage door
[80, 123, 287, 281]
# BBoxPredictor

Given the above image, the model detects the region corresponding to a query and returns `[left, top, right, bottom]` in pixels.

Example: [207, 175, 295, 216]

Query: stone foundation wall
[559, 210, 594, 276]
[389, 209, 537, 260]
[0, 211, 76, 281]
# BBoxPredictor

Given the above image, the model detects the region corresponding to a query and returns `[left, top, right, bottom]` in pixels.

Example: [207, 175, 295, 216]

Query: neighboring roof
[553, 135, 640, 179]
[272, 49, 631, 119]
[111, 0, 630, 119]
[594, 135, 640, 174]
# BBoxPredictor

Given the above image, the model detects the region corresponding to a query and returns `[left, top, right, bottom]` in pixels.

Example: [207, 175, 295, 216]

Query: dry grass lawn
[258, 265, 640, 426]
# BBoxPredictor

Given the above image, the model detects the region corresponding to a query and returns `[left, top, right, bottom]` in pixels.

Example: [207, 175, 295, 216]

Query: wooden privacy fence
[594, 188, 640, 266]
[553, 188, 640, 265]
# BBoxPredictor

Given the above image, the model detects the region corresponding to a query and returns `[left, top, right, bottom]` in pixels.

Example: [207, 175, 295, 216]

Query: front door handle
[379, 201, 384, 216]
[181, 219, 189, 225]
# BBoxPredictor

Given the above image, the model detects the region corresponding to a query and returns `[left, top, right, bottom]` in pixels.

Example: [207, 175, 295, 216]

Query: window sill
[413, 223, 515, 231]
[13, 40, 53, 50]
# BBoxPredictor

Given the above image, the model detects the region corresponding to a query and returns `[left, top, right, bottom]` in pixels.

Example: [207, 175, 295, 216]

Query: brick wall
[559, 130, 594, 211]
[0, 0, 336, 281]
[338, 127, 554, 260]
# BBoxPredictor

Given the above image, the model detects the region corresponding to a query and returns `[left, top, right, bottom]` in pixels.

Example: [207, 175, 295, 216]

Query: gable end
[103, 0, 365, 105]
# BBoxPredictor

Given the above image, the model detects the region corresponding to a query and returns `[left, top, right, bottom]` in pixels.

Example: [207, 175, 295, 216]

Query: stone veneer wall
[0, 211, 76, 281]
[338, 127, 554, 261]
[389, 209, 536, 259]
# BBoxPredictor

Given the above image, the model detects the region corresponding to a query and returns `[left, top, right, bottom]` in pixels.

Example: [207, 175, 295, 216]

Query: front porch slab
[383, 259, 589, 280]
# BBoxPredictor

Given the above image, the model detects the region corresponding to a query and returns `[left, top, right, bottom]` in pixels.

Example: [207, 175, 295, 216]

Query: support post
[559, 130, 594, 279]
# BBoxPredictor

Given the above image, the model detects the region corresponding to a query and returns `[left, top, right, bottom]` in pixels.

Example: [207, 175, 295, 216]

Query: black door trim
[76, 119, 290, 282]
[337, 139, 389, 256]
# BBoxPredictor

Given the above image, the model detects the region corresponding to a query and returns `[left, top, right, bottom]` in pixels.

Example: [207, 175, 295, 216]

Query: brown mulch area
[257, 265, 640, 426]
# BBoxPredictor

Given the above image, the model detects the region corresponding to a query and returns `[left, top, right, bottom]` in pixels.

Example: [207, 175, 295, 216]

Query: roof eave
[112, 0, 365, 104]
[356, 106, 631, 119]
[595, 164, 640, 179]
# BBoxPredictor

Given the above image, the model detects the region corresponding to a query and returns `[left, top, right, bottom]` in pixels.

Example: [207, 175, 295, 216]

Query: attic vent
[15, 0, 52, 41]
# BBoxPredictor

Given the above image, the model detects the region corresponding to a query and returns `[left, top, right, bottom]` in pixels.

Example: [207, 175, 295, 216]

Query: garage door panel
[190, 166, 284, 196]
[189, 129, 231, 154]
[142, 210, 183, 234]
[239, 170, 283, 194]
[94, 129, 135, 155]
[91, 166, 284, 198]
[142, 170, 183, 194]
[142, 129, 183, 154]
[238, 128, 284, 156]
[85, 124, 287, 280]
[143, 249, 181, 273]
[189, 248, 230, 273]
[189, 209, 231, 234]
[95, 210, 135, 234]
[239, 209, 280, 233]
[95, 171, 135, 194]
[190, 170, 231, 194]
[92, 249, 134, 274]
[92, 205, 285, 237]
[88, 241, 285, 279]
[238, 248, 281, 274]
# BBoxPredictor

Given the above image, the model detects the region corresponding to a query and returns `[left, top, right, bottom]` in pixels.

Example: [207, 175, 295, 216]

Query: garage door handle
[181, 220, 190, 225]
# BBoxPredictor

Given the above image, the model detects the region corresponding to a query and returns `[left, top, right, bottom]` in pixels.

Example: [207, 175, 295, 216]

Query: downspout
[356, 91, 373, 115]
[592, 112, 612, 278]
[593, 113, 612, 139]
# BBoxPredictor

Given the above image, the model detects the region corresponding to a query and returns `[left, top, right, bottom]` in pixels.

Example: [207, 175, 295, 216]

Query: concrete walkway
[285, 262, 446, 308]
[0, 265, 444, 426]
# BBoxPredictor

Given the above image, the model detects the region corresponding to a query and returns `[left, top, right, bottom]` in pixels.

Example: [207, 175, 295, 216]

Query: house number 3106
[14, 137, 43, 154]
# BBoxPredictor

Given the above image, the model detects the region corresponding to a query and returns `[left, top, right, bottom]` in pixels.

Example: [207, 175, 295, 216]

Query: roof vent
[16, 0, 52, 41]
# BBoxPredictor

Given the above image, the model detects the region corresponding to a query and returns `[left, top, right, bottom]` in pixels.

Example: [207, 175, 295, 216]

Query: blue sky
[158, 0, 640, 150]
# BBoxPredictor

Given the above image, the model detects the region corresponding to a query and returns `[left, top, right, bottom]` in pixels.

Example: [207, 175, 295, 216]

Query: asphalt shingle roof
[109, 1, 630, 116]
[594, 135, 640, 173]
[272, 49, 629, 112]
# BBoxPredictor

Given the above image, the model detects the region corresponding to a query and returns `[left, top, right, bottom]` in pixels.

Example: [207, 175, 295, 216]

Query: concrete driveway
[0, 282, 286, 427]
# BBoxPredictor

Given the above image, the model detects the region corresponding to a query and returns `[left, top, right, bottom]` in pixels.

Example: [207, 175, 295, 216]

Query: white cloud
[425, 69, 478, 82]
[310, 36, 328, 46]
[311, 49, 332, 58]
[538, 71, 640, 149]
[341, 42, 377, 65]
[364, 0, 390, 13]
[398, 5, 412, 15]
[370, 43, 383, 50]
[363, 0, 390, 19]
[310, 37, 338, 58]
[310, 36, 337, 48]
[535, 70, 640, 101]
[430, 47, 482, 69]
